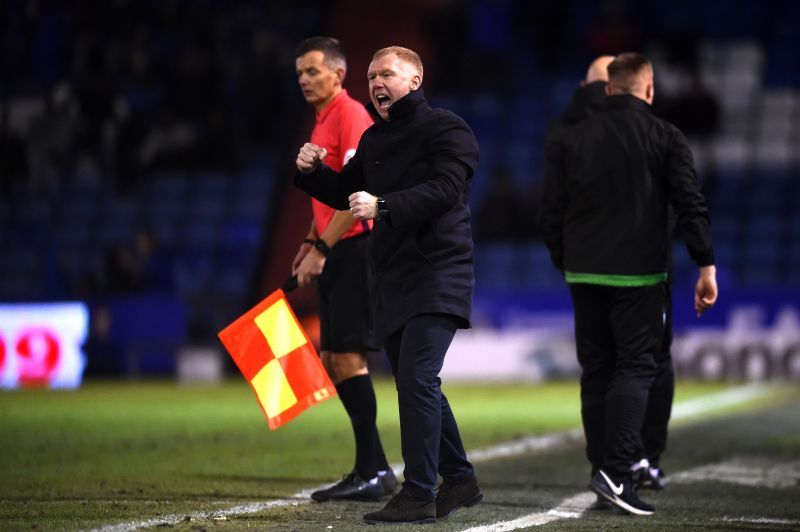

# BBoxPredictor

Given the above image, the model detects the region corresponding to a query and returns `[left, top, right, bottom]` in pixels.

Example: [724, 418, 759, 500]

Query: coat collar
[604, 93, 652, 114]
[386, 88, 429, 122]
[366, 89, 429, 123]
[562, 81, 607, 125]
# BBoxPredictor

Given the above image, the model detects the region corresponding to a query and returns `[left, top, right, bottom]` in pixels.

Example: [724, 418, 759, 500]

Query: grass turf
[0, 379, 775, 530]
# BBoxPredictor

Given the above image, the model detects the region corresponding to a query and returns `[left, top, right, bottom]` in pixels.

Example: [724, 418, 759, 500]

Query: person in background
[539, 52, 717, 515]
[543, 56, 673, 508]
[291, 36, 396, 503]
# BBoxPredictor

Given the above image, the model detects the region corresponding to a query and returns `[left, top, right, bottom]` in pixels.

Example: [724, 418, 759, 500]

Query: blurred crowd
[0, 0, 327, 197]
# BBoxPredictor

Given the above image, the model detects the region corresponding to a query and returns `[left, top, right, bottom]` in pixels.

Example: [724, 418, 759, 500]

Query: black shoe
[588, 494, 614, 511]
[311, 470, 385, 502]
[378, 469, 398, 496]
[636, 466, 667, 490]
[362, 489, 436, 524]
[589, 469, 655, 516]
[435, 475, 484, 519]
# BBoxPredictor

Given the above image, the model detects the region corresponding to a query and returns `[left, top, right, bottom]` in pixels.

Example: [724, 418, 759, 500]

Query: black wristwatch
[313, 238, 331, 257]
[376, 197, 389, 220]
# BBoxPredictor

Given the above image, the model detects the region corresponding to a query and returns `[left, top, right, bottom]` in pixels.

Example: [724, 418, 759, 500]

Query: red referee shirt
[309, 89, 373, 239]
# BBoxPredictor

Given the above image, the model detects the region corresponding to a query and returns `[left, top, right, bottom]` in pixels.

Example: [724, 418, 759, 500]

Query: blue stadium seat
[709, 181, 743, 210]
[743, 214, 783, 239]
[0, 248, 39, 273]
[96, 219, 136, 246]
[58, 195, 98, 223]
[0, 271, 40, 300]
[745, 182, 785, 211]
[99, 197, 139, 225]
[712, 239, 738, 273]
[474, 242, 520, 289]
[145, 195, 185, 225]
[711, 215, 739, 242]
[743, 240, 782, 266]
[152, 221, 179, 248]
[0, 200, 10, 228]
[181, 221, 219, 251]
[518, 244, 561, 289]
[187, 194, 227, 221]
[237, 174, 275, 200]
[14, 198, 51, 226]
[221, 218, 262, 250]
[195, 173, 231, 197]
[52, 221, 92, 248]
[148, 172, 189, 197]
[173, 251, 214, 296]
[214, 266, 249, 300]
[739, 263, 779, 287]
[232, 194, 266, 221]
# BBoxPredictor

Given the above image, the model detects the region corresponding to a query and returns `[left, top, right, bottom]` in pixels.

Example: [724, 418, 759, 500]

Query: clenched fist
[296, 143, 328, 174]
[349, 191, 377, 220]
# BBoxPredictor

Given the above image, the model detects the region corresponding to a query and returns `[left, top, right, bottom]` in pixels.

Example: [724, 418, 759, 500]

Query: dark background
[1, 0, 799, 378]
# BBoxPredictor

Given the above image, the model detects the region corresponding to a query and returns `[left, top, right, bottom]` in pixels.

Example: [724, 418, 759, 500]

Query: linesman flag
[218, 289, 336, 430]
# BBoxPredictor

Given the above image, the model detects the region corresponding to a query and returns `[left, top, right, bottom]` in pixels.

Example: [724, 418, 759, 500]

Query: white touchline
[455, 383, 778, 532]
[718, 516, 800, 526]
[671, 457, 800, 489]
[93, 499, 302, 532]
[460, 492, 596, 532]
[462, 382, 772, 466]
[670, 383, 771, 420]
[95, 383, 775, 531]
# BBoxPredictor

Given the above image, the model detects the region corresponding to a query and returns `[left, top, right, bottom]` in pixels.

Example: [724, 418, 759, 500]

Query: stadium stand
[1, 0, 799, 376]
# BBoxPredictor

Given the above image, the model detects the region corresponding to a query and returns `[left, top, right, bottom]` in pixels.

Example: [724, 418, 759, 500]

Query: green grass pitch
[1, 379, 798, 530]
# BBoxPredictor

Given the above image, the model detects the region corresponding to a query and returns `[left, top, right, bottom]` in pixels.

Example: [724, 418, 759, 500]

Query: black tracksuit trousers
[641, 278, 674, 469]
[383, 313, 474, 500]
[570, 283, 665, 478]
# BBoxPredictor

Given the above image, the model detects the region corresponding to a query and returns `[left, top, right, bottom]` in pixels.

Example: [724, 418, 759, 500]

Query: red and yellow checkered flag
[217, 289, 336, 430]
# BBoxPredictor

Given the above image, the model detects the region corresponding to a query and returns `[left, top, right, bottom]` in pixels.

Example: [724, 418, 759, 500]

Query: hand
[694, 265, 718, 317]
[348, 191, 377, 220]
[296, 246, 326, 287]
[291, 240, 314, 275]
[296, 143, 328, 174]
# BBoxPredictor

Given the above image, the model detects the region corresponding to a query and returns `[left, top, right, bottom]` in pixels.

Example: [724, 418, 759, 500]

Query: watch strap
[376, 197, 389, 220]
[313, 239, 331, 257]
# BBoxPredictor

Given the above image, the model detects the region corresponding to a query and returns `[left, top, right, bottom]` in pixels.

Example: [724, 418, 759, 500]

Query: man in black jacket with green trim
[539, 52, 718, 516]
[295, 46, 482, 525]
[547, 55, 676, 501]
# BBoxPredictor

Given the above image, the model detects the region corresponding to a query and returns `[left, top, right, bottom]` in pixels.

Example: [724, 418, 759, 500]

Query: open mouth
[375, 94, 391, 109]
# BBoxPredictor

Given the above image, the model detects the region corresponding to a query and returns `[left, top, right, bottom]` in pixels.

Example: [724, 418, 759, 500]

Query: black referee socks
[336, 374, 390, 480]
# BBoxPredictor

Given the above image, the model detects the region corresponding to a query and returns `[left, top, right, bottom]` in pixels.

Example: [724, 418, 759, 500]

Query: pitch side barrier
[440, 288, 800, 382]
[0, 295, 188, 389]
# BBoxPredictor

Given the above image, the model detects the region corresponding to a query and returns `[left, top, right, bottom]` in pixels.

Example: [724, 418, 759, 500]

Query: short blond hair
[373, 46, 423, 82]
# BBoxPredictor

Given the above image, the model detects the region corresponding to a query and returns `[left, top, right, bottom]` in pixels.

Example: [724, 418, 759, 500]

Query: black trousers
[570, 283, 665, 478]
[383, 313, 474, 500]
[641, 277, 673, 468]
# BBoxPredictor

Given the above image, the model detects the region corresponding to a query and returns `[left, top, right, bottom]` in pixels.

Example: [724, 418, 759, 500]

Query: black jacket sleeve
[294, 145, 368, 211]
[538, 135, 567, 271]
[666, 128, 715, 267]
[382, 117, 478, 228]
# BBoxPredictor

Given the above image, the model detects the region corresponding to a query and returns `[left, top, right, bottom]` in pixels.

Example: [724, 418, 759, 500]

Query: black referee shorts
[317, 232, 375, 353]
